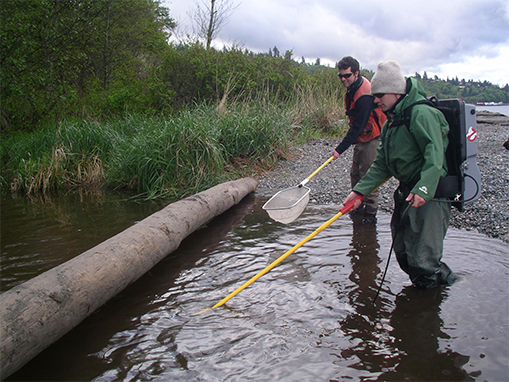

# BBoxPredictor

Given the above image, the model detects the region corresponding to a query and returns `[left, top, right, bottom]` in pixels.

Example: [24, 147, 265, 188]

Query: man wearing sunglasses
[342, 60, 457, 289]
[332, 56, 386, 225]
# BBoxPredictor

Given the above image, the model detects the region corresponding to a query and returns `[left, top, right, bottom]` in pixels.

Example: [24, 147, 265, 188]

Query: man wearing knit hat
[342, 60, 457, 289]
[332, 56, 386, 225]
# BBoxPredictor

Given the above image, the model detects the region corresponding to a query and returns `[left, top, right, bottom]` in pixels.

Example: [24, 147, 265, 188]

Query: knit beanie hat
[371, 60, 407, 95]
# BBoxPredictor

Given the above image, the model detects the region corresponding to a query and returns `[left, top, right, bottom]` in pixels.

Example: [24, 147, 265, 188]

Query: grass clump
[288, 68, 348, 140]
[1, 103, 298, 200]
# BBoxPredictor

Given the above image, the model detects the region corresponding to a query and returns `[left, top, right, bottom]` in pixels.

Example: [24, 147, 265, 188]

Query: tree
[190, 0, 239, 49]
[0, 0, 175, 131]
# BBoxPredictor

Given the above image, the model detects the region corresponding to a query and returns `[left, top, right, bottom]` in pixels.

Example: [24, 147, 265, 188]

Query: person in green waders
[342, 60, 457, 289]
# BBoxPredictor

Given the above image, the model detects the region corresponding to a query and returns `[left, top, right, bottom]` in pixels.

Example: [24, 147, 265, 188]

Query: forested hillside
[1, 0, 507, 134]
[414, 72, 509, 104]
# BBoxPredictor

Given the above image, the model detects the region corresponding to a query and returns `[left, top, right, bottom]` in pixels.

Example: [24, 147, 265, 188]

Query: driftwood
[0, 177, 258, 379]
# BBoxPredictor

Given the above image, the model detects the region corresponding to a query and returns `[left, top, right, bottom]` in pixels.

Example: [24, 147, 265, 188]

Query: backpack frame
[392, 97, 481, 211]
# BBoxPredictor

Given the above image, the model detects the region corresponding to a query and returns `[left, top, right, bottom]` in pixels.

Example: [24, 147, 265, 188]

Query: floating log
[0, 177, 258, 379]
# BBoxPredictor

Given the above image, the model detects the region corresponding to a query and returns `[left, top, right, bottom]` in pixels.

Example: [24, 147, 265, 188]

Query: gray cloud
[166, 0, 509, 85]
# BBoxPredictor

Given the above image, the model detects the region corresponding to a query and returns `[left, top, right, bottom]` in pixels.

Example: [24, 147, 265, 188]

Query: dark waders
[391, 184, 457, 289]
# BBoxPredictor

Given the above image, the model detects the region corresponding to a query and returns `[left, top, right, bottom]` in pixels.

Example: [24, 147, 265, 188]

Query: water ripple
[5, 198, 508, 382]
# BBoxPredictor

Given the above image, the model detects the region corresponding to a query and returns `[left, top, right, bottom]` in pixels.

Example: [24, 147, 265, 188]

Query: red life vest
[345, 76, 387, 143]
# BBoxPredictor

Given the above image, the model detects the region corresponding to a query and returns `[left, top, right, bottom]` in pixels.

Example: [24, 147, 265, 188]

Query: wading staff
[199, 188, 381, 314]
[372, 200, 413, 304]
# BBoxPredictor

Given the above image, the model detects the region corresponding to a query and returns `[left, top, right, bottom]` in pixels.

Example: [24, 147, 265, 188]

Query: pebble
[256, 114, 509, 243]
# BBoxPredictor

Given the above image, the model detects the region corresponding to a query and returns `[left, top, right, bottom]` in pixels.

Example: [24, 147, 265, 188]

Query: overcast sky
[163, 0, 509, 87]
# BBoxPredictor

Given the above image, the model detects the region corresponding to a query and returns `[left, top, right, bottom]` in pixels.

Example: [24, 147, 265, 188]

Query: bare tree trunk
[206, 0, 216, 49]
[190, 0, 238, 49]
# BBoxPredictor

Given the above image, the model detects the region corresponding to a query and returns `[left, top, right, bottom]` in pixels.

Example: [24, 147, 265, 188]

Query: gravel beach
[256, 110, 509, 243]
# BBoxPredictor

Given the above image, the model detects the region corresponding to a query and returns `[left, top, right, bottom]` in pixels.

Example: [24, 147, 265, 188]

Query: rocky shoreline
[256, 110, 509, 243]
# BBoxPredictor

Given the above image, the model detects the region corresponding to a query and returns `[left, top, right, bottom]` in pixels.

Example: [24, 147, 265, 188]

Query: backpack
[391, 97, 482, 211]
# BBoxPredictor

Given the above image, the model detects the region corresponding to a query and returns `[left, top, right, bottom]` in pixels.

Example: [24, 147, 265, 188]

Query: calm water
[1, 190, 166, 292]
[2, 192, 508, 381]
[476, 104, 509, 116]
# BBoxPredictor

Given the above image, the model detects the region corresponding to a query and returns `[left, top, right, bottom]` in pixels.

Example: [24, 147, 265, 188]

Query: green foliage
[1, 120, 117, 192]
[414, 74, 509, 104]
[0, 0, 333, 134]
[161, 42, 308, 110]
[1, 0, 173, 132]
[1, 0, 347, 199]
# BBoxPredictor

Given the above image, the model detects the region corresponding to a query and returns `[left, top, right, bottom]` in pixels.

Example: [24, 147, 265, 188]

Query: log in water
[0, 177, 258, 379]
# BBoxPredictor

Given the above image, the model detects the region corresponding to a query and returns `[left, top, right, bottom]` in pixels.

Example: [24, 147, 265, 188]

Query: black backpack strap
[391, 99, 436, 129]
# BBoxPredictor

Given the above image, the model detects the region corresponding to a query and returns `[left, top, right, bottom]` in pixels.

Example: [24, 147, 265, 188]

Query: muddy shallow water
[3, 193, 508, 381]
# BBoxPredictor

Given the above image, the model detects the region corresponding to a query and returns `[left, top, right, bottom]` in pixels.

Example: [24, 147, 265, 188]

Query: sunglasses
[373, 93, 386, 98]
[338, 72, 354, 79]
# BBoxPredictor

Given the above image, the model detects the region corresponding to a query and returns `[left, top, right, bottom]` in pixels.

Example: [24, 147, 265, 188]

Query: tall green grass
[1, 77, 347, 200]
[288, 68, 348, 138]
[1, 103, 300, 200]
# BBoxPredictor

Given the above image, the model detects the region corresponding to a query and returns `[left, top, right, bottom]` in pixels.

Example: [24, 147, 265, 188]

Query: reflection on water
[3, 193, 508, 381]
[1, 190, 166, 291]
